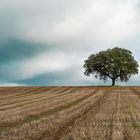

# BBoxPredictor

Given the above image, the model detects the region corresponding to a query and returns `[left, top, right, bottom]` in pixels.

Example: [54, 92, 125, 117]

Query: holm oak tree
[84, 47, 139, 86]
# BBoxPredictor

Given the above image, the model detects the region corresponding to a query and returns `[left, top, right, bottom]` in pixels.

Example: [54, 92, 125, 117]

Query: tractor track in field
[0, 87, 27, 97]
[0, 87, 59, 100]
[123, 88, 140, 140]
[0, 87, 24, 94]
[0, 87, 44, 94]
[0, 87, 139, 140]
[95, 88, 132, 140]
[0, 87, 63, 100]
[40, 90, 109, 140]
[0, 92, 66, 111]
[0, 89, 97, 134]
[107, 92, 119, 140]
[0, 87, 73, 110]
[120, 90, 133, 140]
[0, 87, 45, 100]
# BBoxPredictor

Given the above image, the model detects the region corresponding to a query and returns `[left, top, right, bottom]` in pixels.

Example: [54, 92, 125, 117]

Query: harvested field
[0, 86, 140, 140]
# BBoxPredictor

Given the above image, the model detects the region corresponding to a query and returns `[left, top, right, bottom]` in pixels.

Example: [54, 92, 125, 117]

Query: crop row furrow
[0, 89, 96, 133]
[0, 90, 102, 139]
[0, 87, 44, 100]
[0, 89, 81, 121]
[120, 90, 140, 140]
[49, 91, 109, 140]
[0, 87, 29, 98]
[59, 90, 120, 140]
[0, 87, 80, 111]
[0, 87, 69, 108]
[0, 87, 60, 101]
[0, 87, 24, 94]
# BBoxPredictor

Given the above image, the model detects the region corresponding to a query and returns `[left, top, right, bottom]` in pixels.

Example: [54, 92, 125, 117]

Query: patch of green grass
[132, 120, 140, 129]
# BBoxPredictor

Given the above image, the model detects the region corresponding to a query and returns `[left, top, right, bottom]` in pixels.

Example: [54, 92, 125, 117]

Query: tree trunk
[112, 78, 115, 86]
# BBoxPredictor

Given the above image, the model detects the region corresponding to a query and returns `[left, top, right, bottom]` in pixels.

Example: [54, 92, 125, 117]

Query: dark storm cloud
[0, 40, 47, 63]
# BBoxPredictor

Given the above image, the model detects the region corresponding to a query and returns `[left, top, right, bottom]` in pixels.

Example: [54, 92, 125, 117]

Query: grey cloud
[0, 0, 140, 85]
[0, 0, 93, 41]
[0, 40, 46, 63]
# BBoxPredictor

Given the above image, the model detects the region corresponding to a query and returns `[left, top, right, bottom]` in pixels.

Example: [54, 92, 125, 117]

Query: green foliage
[83, 47, 139, 86]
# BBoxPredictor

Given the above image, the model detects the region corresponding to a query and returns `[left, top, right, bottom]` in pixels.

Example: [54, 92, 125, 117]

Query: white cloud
[0, 82, 24, 86]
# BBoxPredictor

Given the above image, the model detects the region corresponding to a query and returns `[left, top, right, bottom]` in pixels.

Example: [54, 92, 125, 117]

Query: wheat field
[0, 86, 139, 140]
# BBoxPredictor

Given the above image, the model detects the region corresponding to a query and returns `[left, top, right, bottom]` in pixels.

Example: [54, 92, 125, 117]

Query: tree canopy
[83, 47, 139, 86]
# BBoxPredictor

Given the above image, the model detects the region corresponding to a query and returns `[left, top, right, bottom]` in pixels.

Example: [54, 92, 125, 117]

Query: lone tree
[83, 47, 139, 86]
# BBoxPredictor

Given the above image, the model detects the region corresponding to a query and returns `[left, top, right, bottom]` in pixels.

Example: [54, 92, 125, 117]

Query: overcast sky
[0, 0, 140, 86]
